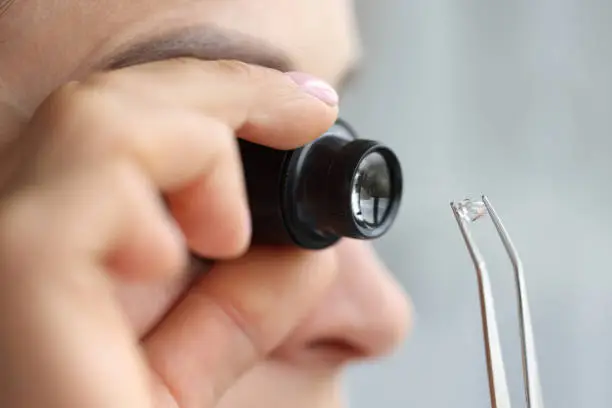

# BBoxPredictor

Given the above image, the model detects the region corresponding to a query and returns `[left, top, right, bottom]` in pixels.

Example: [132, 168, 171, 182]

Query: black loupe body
[239, 119, 403, 250]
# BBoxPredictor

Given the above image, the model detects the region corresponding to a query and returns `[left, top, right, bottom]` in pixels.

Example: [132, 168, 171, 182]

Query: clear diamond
[454, 198, 488, 223]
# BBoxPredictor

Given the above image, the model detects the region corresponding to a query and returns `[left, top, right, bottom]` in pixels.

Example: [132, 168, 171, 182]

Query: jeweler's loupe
[240, 119, 403, 250]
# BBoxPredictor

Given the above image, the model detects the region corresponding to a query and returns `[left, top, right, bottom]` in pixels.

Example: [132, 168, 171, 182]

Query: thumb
[143, 247, 339, 408]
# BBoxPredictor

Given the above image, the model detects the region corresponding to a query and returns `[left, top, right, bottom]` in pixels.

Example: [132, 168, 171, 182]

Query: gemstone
[454, 198, 488, 223]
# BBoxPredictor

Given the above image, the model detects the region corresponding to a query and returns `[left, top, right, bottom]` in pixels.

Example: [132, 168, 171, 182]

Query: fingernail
[285, 71, 339, 106]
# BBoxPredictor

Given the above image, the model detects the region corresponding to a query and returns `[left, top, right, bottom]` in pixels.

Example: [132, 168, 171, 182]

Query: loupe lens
[351, 152, 392, 228]
[325, 140, 401, 241]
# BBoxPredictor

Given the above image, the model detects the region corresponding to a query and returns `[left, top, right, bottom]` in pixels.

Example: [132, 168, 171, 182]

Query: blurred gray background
[342, 1, 612, 407]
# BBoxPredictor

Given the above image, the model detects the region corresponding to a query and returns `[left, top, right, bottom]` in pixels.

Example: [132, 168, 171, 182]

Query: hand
[0, 59, 340, 408]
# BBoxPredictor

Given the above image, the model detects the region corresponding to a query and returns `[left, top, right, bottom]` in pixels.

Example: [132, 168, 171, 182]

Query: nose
[273, 239, 412, 366]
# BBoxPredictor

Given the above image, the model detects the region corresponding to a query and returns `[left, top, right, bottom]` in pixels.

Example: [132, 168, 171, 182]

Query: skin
[0, 1, 412, 408]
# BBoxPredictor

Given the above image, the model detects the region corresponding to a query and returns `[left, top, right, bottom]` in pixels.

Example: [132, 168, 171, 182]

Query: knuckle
[195, 288, 269, 359]
[173, 57, 272, 85]
[101, 159, 146, 199]
[211, 59, 258, 80]
[79, 70, 121, 90]
[195, 118, 236, 163]
[211, 124, 240, 170]
[212, 122, 237, 153]
[34, 79, 112, 139]
[46, 81, 92, 119]
[31, 74, 140, 163]
[78, 70, 137, 101]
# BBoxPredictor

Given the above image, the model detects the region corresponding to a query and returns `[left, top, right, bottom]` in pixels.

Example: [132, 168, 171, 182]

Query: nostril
[306, 338, 366, 359]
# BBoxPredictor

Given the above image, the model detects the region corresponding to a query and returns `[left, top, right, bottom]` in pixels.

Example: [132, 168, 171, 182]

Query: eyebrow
[97, 25, 295, 73]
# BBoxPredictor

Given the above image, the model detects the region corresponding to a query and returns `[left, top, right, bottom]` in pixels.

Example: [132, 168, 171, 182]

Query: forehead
[0, 0, 360, 108]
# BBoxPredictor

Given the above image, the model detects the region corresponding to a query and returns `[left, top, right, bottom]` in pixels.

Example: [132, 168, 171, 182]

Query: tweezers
[450, 195, 544, 408]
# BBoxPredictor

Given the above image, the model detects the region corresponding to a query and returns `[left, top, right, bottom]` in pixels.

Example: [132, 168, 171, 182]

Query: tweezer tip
[451, 193, 544, 408]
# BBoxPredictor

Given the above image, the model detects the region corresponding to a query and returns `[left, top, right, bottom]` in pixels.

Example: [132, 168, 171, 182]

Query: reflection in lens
[351, 152, 392, 227]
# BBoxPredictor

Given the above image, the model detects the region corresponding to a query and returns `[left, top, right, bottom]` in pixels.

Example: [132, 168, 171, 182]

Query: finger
[103, 164, 190, 280]
[28, 94, 251, 257]
[1, 160, 188, 283]
[142, 247, 338, 408]
[164, 120, 251, 258]
[108, 58, 339, 149]
[0, 172, 166, 407]
[0, 260, 154, 408]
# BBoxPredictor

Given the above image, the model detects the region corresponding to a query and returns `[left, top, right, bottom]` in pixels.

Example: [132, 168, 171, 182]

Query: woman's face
[0, 1, 412, 407]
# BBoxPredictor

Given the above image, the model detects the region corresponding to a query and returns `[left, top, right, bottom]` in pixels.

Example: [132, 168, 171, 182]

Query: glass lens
[351, 152, 392, 227]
